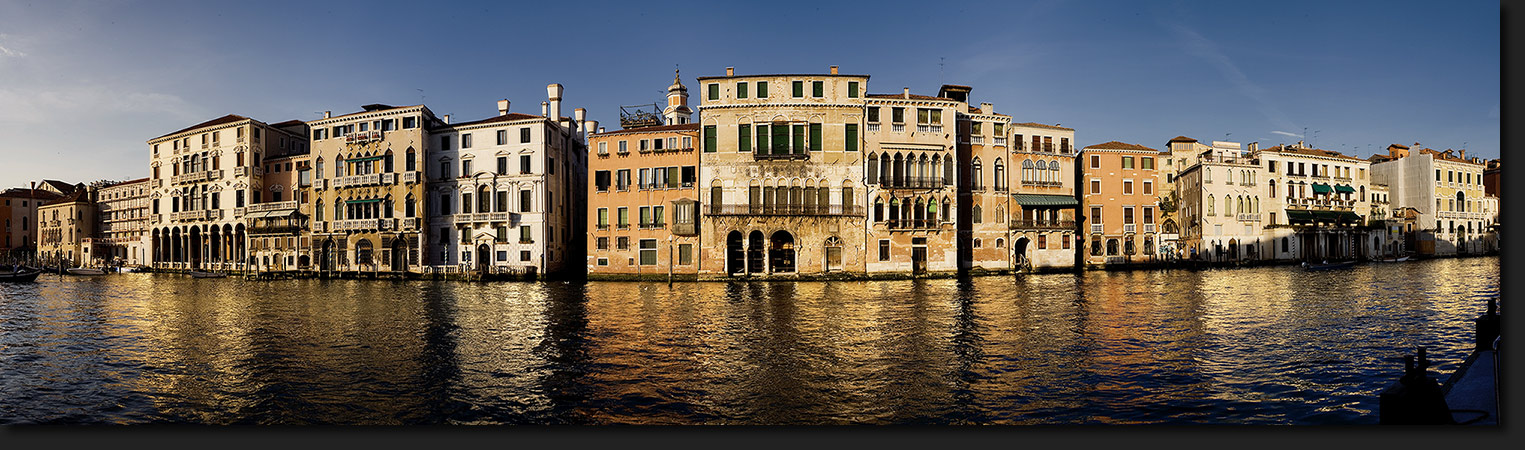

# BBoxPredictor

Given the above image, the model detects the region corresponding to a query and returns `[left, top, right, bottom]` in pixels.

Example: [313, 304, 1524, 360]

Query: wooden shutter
[739, 124, 752, 152]
[809, 123, 822, 151]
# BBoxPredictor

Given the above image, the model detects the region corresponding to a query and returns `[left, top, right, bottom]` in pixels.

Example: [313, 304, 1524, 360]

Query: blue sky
[0, 0, 1500, 188]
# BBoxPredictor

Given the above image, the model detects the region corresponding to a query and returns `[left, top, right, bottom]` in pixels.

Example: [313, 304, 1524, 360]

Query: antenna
[1313, 130, 1321, 148]
[416, 88, 425, 104]
[939, 56, 945, 86]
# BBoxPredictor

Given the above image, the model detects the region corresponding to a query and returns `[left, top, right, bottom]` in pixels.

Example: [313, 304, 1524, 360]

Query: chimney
[442, 114, 450, 124]
[598, 127, 606, 133]
[1298, 140, 1305, 148]
[323, 111, 331, 119]
[547, 83, 563, 121]
[903, 87, 910, 99]
[726, 66, 734, 76]
[541, 101, 549, 117]
[981, 102, 993, 114]
[1460, 148, 1466, 160]
[1249, 142, 1258, 152]
[574, 107, 586, 124]
[585, 120, 598, 136]
[830, 65, 838, 75]
[497, 99, 510, 116]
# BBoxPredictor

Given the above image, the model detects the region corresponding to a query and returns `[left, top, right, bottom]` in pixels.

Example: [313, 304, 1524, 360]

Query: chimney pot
[323, 111, 331, 119]
[442, 114, 450, 124]
[726, 66, 734, 76]
[903, 87, 910, 99]
[981, 102, 993, 114]
[830, 65, 838, 75]
[498, 99, 510, 116]
[541, 101, 549, 116]
[547, 84, 563, 120]
[598, 127, 606, 133]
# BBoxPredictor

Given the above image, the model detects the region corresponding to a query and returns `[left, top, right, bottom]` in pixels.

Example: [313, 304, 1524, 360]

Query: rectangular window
[1144, 207, 1155, 224]
[597, 208, 608, 227]
[521, 225, 532, 243]
[1122, 156, 1135, 169]
[678, 244, 692, 265]
[737, 82, 748, 99]
[1123, 180, 1133, 195]
[639, 206, 651, 227]
[462, 159, 472, 177]
[639, 239, 657, 265]
[462, 133, 472, 148]
[595, 170, 611, 191]
[439, 135, 451, 151]
[792, 80, 804, 97]
[1142, 157, 1154, 170]
[520, 189, 532, 212]
[1090, 180, 1100, 194]
[1124, 207, 1135, 224]
[792, 124, 805, 153]
[1091, 155, 1100, 168]
[878, 240, 890, 261]
[704, 125, 717, 152]
[892, 107, 904, 123]
[520, 251, 531, 262]
[1038, 234, 1047, 249]
[597, 237, 608, 250]
[521, 127, 531, 143]
[497, 130, 507, 145]
[809, 123, 822, 151]
[520, 155, 531, 174]
[497, 156, 508, 175]
[847, 81, 859, 98]
[739, 124, 752, 152]
[708, 83, 719, 100]
[1062, 234, 1071, 249]
[1091, 206, 1102, 224]
[756, 124, 769, 151]
[756, 81, 768, 98]
[811, 81, 823, 97]
[617, 207, 629, 227]
[653, 205, 665, 226]
[845, 124, 858, 152]
[403, 117, 417, 128]
[1143, 181, 1153, 195]
[867, 107, 879, 123]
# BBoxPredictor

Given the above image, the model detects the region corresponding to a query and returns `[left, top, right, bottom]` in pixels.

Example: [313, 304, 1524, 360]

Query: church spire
[663, 68, 691, 125]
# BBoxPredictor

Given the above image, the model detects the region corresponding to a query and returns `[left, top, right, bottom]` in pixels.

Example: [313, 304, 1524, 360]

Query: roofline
[695, 73, 870, 81]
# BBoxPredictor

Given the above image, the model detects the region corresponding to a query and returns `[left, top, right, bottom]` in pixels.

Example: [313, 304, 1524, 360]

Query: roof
[695, 73, 870, 81]
[0, 188, 64, 200]
[102, 178, 150, 188]
[865, 93, 954, 101]
[1011, 122, 1074, 131]
[154, 114, 250, 140]
[1261, 145, 1363, 162]
[1168, 136, 1198, 143]
[41, 179, 78, 193]
[593, 123, 701, 136]
[1084, 141, 1157, 151]
[316, 104, 427, 122]
[42, 189, 90, 206]
[443, 112, 546, 128]
[269, 119, 306, 128]
[1418, 148, 1483, 165]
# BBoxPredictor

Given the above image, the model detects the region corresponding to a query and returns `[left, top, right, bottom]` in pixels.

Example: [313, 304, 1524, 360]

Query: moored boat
[189, 271, 227, 278]
[1303, 260, 1357, 270]
[66, 267, 107, 276]
[0, 266, 43, 282]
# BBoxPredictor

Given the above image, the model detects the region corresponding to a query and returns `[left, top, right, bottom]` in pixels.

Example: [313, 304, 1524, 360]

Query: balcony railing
[247, 201, 299, 213]
[1144, 224, 1157, 233]
[248, 224, 303, 235]
[877, 176, 946, 189]
[1237, 213, 1261, 222]
[891, 124, 905, 132]
[707, 204, 865, 216]
[1009, 219, 1076, 230]
[1091, 224, 1104, 234]
[1124, 224, 1136, 233]
[867, 123, 881, 132]
[313, 179, 327, 190]
[382, 173, 395, 184]
[345, 130, 382, 144]
[753, 152, 809, 161]
[332, 218, 391, 231]
[993, 137, 1007, 146]
[883, 219, 945, 230]
[971, 136, 985, 145]
[333, 173, 382, 189]
[404, 171, 421, 184]
[1020, 180, 1064, 188]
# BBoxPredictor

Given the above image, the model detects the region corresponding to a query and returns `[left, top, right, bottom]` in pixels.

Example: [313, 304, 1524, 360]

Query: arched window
[874, 197, 884, 222]
[1456, 191, 1466, 212]
[384, 152, 394, 173]
[931, 155, 942, 185]
[1254, 197, 1259, 214]
[406, 147, 417, 172]
[881, 154, 892, 185]
[918, 154, 928, 181]
[405, 194, 416, 218]
[868, 153, 879, 184]
[1049, 160, 1060, 184]
[316, 199, 325, 221]
[1022, 159, 1034, 183]
[893, 153, 904, 185]
[1207, 195, 1215, 215]
[889, 198, 900, 224]
[972, 204, 982, 223]
[994, 158, 1006, 191]
[944, 153, 954, 184]
[1226, 195, 1233, 216]
[1205, 168, 1212, 183]
[972, 157, 983, 190]
[942, 196, 951, 221]
[928, 198, 939, 222]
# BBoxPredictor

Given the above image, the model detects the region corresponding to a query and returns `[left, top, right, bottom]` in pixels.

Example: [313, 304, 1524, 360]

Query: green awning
[346, 198, 382, 204]
[1311, 183, 1332, 194]
[346, 156, 384, 163]
[1335, 211, 1362, 223]
[1012, 194, 1079, 207]
[1334, 184, 1355, 194]
[1286, 210, 1316, 223]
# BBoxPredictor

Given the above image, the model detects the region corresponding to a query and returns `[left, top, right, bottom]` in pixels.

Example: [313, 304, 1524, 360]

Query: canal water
[0, 257, 1499, 425]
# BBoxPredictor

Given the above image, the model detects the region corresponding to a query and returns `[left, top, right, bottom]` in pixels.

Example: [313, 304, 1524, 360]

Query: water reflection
[0, 256, 1499, 425]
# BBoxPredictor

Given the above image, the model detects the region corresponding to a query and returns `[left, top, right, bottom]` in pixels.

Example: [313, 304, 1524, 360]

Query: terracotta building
[863, 87, 961, 275]
[1080, 141, 1161, 266]
[1, 185, 64, 261]
[36, 187, 96, 267]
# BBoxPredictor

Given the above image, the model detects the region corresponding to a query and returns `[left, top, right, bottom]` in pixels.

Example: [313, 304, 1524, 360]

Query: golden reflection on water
[0, 256, 1499, 425]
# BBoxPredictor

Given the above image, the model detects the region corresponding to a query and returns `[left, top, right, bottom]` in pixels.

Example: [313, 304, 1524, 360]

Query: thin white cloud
[1170, 24, 1297, 133]
[1270, 130, 1301, 138]
[0, 33, 25, 57]
[0, 84, 199, 124]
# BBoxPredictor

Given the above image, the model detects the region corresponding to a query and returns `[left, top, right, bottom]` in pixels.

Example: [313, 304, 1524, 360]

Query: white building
[1370, 143, 1489, 255]
[1174, 140, 1267, 261]
[1253, 141, 1372, 261]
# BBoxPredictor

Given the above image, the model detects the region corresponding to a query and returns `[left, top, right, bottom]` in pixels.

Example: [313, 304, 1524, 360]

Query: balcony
[672, 222, 697, 236]
[247, 201, 299, 213]
[707, 204, 865, 216]
[233, 207, 246, 217]
[1237, 213, 1261, 222]
[333, 173, 382, 189]
[1020, 180, 1064, 188]
[332, 218, 388, 231]
[403, 171, 420, 184]
[474, 212, 516, 223]
[1124, 224, 1136, 233]
[314, 179, 327, 190]
[877, 176, 946, 189]
[971, 136, 985, 145]
[892, 124, 905, 133]
[1144, 224, 1157, 233]
[249, 224, 303, 235]
[596, 224, 609, 230]
[753, 152, 810, 161]
[1091, 224, 1104, 234]
[1009, 219, 1076, 230]
[867, 123, 881, 132]
[345, 130, 382, 144]
[884, 219, 945, 231]
[993, 137, 1007, 147]
[173, 171, 207, 185]
[153, 179, 163, 188]
[382, 173, 395, 184]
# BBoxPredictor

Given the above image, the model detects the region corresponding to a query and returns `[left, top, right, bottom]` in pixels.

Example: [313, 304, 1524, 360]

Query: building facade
[1007, 122, 1079, 270]
[863, 88, 960, 275]
[957, 94, 1016, 272]
[148, 115, 306, 271]
[428, 86, 591, 277]
[697, 66, 869, 277]
[247, 135, 311, 273]
[1081, 141, 1162, 266]
[36, 188, 95, 267]
[1370, 144, 1488, 255]
[1253, 142, 1370, 261]
[96, 178, 151, 265]
[1, 186, 64, 261]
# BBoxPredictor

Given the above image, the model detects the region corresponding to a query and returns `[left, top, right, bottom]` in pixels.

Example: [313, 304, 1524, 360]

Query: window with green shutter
[848, 81, 859, 98]
[771, 123, 788, 155]
[756, 124, 769, 152]
[757, 81, 768, 98]
[703, 125, 716, 152]
[737, 82, 748, 99]
[809, 123, 822, 151]
[812, 81, 823, 97]
[708, 83, 719, 100]
[739, 124, 752, 152]
[792, 124, 805, 154]
[792, 81, 803, 97]
[845, 124, 858, 151]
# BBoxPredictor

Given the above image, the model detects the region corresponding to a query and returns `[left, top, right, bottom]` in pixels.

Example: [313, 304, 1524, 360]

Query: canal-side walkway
[1443, 346, 1499, 425]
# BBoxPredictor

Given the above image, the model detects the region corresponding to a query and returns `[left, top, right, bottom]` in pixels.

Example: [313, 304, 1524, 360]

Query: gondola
[1302, 260, 1357, 270]
[66, 267, 108, 276]
[0, 266, 43, 282]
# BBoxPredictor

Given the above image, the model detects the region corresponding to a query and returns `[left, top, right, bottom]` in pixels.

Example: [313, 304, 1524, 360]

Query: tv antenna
[416, 88, 425, 104]
[939, 56, 945, 86]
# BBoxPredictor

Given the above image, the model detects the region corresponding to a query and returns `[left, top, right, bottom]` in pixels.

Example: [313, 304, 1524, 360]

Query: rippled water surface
[0, 257, 1499, 424]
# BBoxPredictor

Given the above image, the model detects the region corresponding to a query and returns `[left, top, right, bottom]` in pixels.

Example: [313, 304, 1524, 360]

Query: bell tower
[663, 69, 691, 125]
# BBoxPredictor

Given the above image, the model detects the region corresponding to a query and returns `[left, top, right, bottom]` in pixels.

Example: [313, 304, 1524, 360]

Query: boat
[66, 267, 107, 276]
[189, 271, 227, 278]
[1375, 256, 1411, 263]
[1303, 260, 1357, 270]
[0, 266, 42, 282]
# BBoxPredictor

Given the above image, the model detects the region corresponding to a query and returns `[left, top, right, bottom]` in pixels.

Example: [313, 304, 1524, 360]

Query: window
[708, 83, 719, 100]
[737, 82, 748, 99]
[595, 170, 611, 191]
[678, 244, 692, 265]
[520, 155, 531, 174]
[498, 157, 508, 175]
[497, 130, 507, 145]
[1142, 157, 1154, 170]
[845, 124, 858, 151]
[878, 240, 890, 261]
[1122, 156, 1135, 169]
[1123, 180, 1133, 195]
[639, 206, 650, 227]
[1090, 179, 1100, 194]
[520, 127, 531, 143]
[1143, 180, 1153, 195]
[792, 80, 804, 97]
[1062, 234, 1071, 249]
[617, 207, 629, 227]
[867, 107, 879, 123]
[739, 124, 752, 152]
[403, 117, 417, 128]
[809, 123, 822, 151]
[704, 125, 717, 152]
[756, 81, 768, 98]
[639, 239, 658, 265]
[520, 225, 532, 243]
[520, 189, 532, 212]
[461, 133, 473, 149]
[521, 251, 531, 262]
[811, 80, 823, 97]
[892, 107, 904, 123]
[461, 159, 472, 177]
[1091, 206, 1102, 225]
[1091, 155, 1100, 168]
[439, 135, 451, 151]
[847, 81, 859, 98]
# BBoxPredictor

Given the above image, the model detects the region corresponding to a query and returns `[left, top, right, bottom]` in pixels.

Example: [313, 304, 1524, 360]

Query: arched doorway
[189, 226, 202, 269]
[824, 236, 843, 272]
[391, 238, 408, 272]
[1227, 239, 1239, 260]
[727, 231, 745, 275]
[1014, 237, 1031, 268]
[320, 239, 336, 271]
[356, 238, 374, 269]
[769, 230, 795, 273]
[747, 231, 764, 274]
[476, 243, 490, 272]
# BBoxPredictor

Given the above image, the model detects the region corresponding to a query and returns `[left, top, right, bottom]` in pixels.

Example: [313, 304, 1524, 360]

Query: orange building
[1080, 141, 1161, 266]
[586, 73, 702, 278]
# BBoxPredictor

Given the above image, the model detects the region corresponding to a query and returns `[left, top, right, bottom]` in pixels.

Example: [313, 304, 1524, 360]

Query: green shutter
[703, 125, 717, 152]
[812, 81, 823, 97]
[757, 81, 768, 98]
[809, 123, 822, 151]
[793, 81, 803, 97]
[738, 124, 752, 152]
[848, 81, 859, 98]
[756, 124, 769, 152]
[708, 83, 719, 100]
[737, 82, 748, 99]
[845, 124, 858, 151]
[771, 124, 788, 155]
[792, 124, 805, 154]
[667, 166, 679, 188]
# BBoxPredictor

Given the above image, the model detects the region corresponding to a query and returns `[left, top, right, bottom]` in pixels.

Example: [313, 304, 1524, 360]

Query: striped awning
[1311, 183, 1333, 194]
[1012, 194, 1079, 207]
